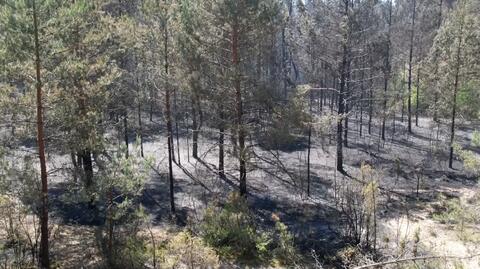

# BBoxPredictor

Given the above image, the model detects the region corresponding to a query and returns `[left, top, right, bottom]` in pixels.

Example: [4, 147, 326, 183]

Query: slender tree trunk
[407, 0, 416, 133]
[415, 67, 420, 127]
[163, 0, 175, 214]
[433, 0, 443, 123]
[191, 96, 198, 159]
[219, 106, 225, 178]
[137, 87, 144, 157]
[33, 1, 49, 267]
[107, 188, 114, 266]
[232, 20, 247, 196]
[368, 80, 373, 135]
[123, 107, 129, 159]
[344, 60, 351, 148]
[382, 1, 392, 141]
[360, 80, 364, 137]
[174, 89, 180, 165]
[149, 88, 154, 122]
[307, 91, 312, 196]
[282, 28, 287, 100]
[337, 1, 349, 173]
[449, 19, 464, 169]
[401, 62, 406, 123]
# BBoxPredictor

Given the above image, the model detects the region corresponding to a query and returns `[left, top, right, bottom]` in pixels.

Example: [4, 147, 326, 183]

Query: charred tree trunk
[307, 91, 312, 196]
[360, 68, 364, 137]
[137, 83, 144, 157]
[433, 0, 444, 123]
[368, 80, 373, 135]
[174, 89, 180, 165]
[344, 60, 351, 148]
[337, 0, 349, 173]
[232, 21, 247, 196]
[33, 1, 49, 267]
[415, 67, 420, 127]
[81, 150, 94, 192]
[163, 0, 175, 214]
[123, 106, 129, 159]
[401, 62, 406, 123]
[449, 18, 464, 169]
[219, 105, 225, 178]
[191, 96, 198, 159]
[382, 0, 392, 141]
[407, 0, 416, 133]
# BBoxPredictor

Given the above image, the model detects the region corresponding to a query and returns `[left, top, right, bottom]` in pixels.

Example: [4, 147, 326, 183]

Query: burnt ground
[42, 113, 480, 267]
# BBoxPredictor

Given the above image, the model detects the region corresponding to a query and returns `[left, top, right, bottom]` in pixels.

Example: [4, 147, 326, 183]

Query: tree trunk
[360, 65, 365, 137]
[219, 105, 225, 178]
[232, 20, 247, 196]
[344, 60, 351, 148]
[401, 62, 406, 123]
[163, 0, 175, 214]
[407, 0, 416, 133]
[433, 0, 444, 123]
[174, 89, 180, 165]
[137, 85, 144, 157]
[368, 80, 373, 135]
[337, 1, 349, 173]
[307, 91, 312, 196]
[449, 18, 464, 169]
[382, 0, 392, 141]
[191, 96, 198, 159]
[33, 1, 49, 267]
[107, 188, 114, 266]
[123, 107, 129, 159]
[415, 67, 420, 127]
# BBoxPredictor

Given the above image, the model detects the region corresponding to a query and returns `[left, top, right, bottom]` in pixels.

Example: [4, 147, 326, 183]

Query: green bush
[158, 231, 219, 269]
[272, 217, 300, 266]
[201, 193, 300, 266]
[202, 193, 270, 263]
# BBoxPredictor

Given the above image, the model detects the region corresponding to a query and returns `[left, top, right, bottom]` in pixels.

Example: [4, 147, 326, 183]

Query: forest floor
[18, 114, 480, 268]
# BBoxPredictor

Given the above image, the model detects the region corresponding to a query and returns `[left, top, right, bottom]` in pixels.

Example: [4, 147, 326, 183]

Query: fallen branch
[354, 253, 480, 269]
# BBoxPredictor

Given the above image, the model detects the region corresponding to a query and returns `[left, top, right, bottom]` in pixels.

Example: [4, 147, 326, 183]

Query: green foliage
[432, 194, 480, 243]
[272, 218, 300, 266]
[457, 81, 480, 119]
[98, 222, 150, 269]
[158, 231, 219, 268]
[202, 193, 270, 263]
[91, 147, 153, 268]
[425, 0, 480, 118]
[201, 193, 299, 266]
[261, 88, 310, 150]
[454, 140, 480, 177]
[433, 196, 469, 225]
[472, 131, 480, 147]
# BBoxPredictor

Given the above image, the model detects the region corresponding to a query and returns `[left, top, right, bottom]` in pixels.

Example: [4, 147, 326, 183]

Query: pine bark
[33, 0, 49, 267]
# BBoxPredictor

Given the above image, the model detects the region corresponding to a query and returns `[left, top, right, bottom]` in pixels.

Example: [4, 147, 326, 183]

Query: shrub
[201, 193, 270, 263]
[159, 231, 219, 269]
[201, 193, 300, 267]
[271, 215, 300, 266]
